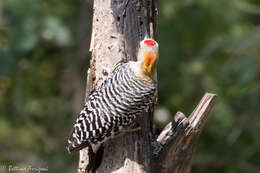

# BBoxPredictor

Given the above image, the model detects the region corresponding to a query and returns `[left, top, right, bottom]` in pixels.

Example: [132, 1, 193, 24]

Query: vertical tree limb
[75, 0, 217, 172]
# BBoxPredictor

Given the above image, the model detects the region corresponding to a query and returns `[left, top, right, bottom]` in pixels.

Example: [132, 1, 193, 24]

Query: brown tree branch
[153, 93, 217, 173]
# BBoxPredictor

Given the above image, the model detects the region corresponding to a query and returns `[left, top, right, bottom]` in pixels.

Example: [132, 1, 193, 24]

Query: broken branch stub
[154, 93, 216, 173]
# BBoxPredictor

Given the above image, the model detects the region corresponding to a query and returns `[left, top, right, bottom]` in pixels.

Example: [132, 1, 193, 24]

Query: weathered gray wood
[77, 0, 216, 172]
[155, 93, 217, 173]
[79, 0, 157, 172]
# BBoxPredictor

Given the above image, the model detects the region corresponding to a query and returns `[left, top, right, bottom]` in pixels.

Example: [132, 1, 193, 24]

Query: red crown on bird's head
[144, 39, 156, 47]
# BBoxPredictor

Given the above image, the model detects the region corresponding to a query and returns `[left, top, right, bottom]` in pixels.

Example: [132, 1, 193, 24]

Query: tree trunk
[77, 0, 217, 173]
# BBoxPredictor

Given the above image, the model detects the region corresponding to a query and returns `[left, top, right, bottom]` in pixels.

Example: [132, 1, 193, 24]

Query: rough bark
[77, 0, 217, 173]
[78, 0, 157, 172]
[153, 93, 217, 173]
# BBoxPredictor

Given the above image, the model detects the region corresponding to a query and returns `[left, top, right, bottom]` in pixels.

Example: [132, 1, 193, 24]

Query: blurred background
[0, 0, 260, 172]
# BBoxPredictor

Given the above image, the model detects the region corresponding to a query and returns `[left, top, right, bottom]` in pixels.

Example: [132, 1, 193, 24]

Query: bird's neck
[130, 61, 157, 83]
[141, 52, 157, 81]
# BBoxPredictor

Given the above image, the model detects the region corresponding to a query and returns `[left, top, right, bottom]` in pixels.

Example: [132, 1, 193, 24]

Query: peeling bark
[154, 93, 217, 173]
[79, 0, 157, 172]
[77, 0, 216, 173]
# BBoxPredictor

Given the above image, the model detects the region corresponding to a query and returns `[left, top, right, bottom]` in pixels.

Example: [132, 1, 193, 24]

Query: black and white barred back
[67, 62, 157, 153]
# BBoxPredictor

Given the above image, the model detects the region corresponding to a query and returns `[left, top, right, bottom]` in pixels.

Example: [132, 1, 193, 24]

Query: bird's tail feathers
[66, 130, 90, 153]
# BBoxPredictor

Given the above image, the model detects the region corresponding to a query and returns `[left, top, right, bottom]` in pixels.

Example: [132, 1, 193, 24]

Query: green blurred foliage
[0, 0, 260, 172]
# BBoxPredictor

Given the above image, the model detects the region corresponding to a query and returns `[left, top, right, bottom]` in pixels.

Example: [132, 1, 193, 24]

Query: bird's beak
[142, 51, 158, 78]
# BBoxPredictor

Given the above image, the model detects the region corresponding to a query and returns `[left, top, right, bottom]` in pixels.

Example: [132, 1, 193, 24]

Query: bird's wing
[111, 59, 128, 73]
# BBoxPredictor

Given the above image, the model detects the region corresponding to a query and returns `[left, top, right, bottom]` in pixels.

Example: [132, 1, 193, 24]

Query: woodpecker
[67, 38, 159, 171]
